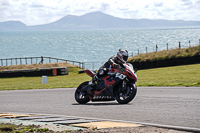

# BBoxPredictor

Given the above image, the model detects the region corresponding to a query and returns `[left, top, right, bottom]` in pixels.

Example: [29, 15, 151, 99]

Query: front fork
[122, 80, 127, 91]
[120, 80, 130, 97]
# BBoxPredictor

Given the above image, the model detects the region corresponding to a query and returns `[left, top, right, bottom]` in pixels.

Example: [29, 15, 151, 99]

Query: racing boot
[87, 86, 94, 97]
[87, 75, 99, 97]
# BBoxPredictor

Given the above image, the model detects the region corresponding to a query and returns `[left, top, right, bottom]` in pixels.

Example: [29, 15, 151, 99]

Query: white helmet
[117, 49, 128, 63]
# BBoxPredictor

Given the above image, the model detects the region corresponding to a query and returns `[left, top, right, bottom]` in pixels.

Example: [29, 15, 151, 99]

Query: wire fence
[0, 56, 84, 68]
[129, 39, 200, 57]
[0, 56, 105, 70]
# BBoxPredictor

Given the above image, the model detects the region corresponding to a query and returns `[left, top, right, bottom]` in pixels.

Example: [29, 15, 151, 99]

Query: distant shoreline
[1, 12, 200, 31]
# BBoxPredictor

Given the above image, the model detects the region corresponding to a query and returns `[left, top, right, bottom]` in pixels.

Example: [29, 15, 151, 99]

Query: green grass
[0, 67, 90, 90]
[136, 63, 200, 86]
[0, 64, 200, 91]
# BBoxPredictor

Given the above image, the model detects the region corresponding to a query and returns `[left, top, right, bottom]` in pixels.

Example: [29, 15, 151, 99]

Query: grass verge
[0, 67, 90, 90]
[137, 63, 200, 86]
[0, 123, 49, 133]
[0, 62, 77, 71]
[0, 64, 199, 91]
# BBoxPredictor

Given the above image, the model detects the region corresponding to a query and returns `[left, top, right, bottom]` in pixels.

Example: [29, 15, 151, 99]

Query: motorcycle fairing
[103, 75, 115, 88]
[92, 75, 115, 97]
[91, 74, 123, 100]
[85, 69, 95, 77]
[92, 89, 115, 101]
[110, 64, 137, 82]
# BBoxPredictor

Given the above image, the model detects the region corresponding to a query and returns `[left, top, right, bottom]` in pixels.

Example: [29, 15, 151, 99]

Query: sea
[0, 27, 200, 69]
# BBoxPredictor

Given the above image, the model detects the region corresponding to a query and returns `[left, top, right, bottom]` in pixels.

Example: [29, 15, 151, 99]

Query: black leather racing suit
[88, 56, 124, 95]
[96, 55, 122, 78]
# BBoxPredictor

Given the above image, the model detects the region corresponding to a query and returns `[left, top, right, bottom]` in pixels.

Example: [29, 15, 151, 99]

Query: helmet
[117, 49, 128, 63]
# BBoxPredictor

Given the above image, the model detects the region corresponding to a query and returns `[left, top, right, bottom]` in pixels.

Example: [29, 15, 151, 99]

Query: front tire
[115, 83, 137, 104]
[75, 81, 90, 104]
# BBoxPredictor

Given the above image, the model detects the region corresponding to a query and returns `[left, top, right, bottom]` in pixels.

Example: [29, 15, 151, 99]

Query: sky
[0, 0, 200, 26]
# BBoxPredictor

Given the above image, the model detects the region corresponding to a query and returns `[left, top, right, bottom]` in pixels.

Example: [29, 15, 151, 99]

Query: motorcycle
[74, 63, 137, 104]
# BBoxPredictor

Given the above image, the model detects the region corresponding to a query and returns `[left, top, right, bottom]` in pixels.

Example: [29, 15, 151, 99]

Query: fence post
[82, 62, 84, 69]
[189, 41, 191, 47]
[39, 56, 44, 64]
[156, 45, 158, 52]
[6, 59, 7, 66]
[167, 43, 168, 51]
[20, 58, 22, 65]
[138, 49, 139, 55]
[1, 59, 3, 66]
[199, 39, 200, 45]
[179, 42, 181, 49]
[146, 47, 148, 53]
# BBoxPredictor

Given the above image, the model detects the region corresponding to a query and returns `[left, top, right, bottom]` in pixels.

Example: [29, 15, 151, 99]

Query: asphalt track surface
[0, 87, 200, 129]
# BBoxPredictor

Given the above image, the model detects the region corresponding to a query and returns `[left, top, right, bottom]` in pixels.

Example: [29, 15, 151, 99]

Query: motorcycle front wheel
[115, 83, 137, 104]
[75, 81, 90, 104]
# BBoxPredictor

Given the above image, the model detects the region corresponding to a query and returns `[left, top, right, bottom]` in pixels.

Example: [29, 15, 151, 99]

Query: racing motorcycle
[75, 63, 137, 104]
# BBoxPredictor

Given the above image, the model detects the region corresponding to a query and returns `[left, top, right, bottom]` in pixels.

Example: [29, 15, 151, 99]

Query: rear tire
[75, 81, 90, 104]
[115, 83, 137, 104]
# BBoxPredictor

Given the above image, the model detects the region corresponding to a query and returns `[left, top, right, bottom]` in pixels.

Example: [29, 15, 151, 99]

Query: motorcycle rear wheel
[75, 81, 90, 104]
[115, 83, 137, 104]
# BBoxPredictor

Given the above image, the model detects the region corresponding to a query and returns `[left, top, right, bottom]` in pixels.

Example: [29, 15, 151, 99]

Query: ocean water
[0, 27, 200, 66]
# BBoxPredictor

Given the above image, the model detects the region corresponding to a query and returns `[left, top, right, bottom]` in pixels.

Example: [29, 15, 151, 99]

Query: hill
[0, 21, 27, 31]
[1, 12, 200, 31]
[128, 45, 200, 69]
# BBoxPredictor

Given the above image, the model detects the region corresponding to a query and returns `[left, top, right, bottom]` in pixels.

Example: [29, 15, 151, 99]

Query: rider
[87, 49, 129, 96]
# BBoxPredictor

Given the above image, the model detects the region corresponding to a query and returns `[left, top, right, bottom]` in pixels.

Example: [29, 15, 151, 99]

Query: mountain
[30, 12, 130, 30]
[0, 21, 27, 31]
[1, 12, 200, 31]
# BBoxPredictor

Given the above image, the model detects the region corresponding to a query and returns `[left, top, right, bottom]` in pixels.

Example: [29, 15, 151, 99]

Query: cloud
[154, 2, 163, 7]
[100, 3, 110, 11]
[0, 0, 199, 25]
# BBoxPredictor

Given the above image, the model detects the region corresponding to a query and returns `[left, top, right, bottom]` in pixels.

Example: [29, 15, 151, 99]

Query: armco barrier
[129, 55, 200, 70]
[0, 67, 68, 78]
